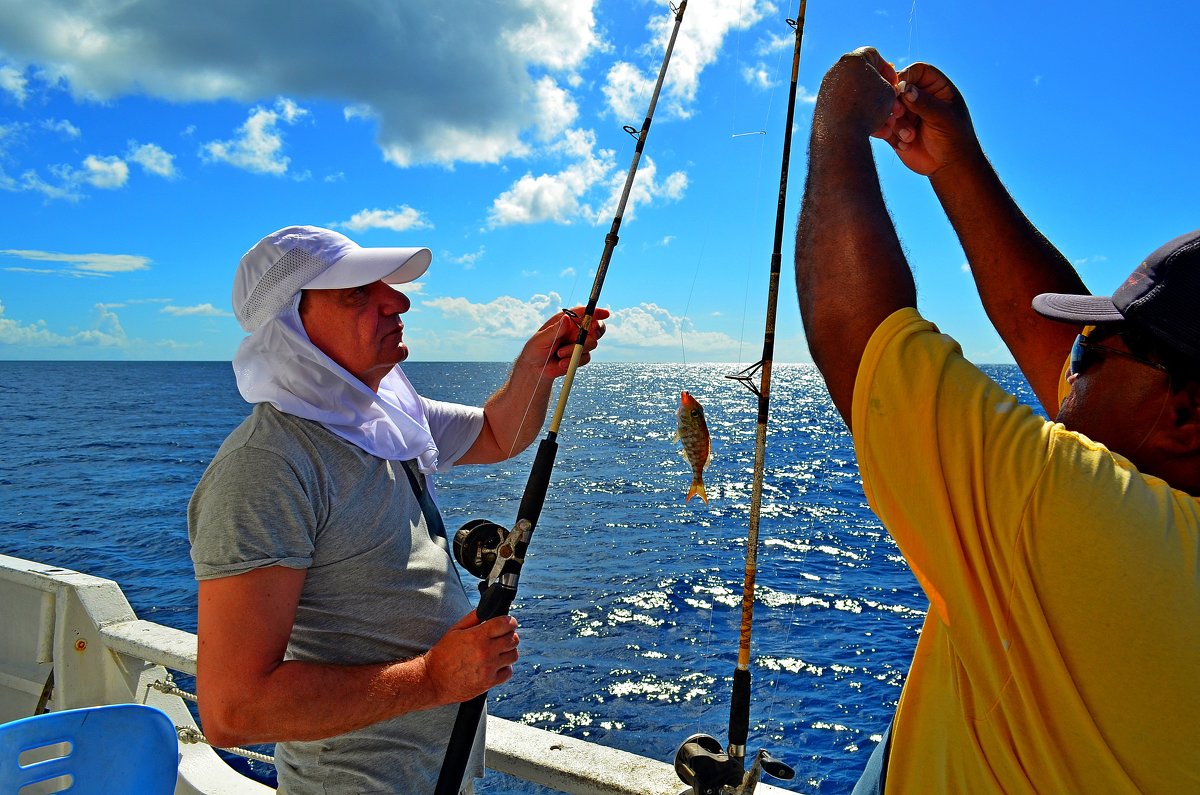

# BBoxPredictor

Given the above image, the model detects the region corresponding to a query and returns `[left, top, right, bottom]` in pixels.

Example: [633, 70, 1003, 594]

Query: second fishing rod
[434, 3, 690, 792]
[674, 4, 807, 794]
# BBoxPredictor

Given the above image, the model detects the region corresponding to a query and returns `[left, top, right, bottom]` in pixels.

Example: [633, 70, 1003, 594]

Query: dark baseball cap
[1032, 229, 1200, 364]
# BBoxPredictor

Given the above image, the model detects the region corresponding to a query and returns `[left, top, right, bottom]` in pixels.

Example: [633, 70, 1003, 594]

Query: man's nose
[375, 282, 410, 313]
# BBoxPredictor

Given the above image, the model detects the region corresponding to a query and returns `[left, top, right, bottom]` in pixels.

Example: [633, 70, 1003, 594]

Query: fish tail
[686, 477, 708, 505]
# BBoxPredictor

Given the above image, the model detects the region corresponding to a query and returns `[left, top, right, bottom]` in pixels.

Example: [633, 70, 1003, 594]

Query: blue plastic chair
[0, 703, 178, 794]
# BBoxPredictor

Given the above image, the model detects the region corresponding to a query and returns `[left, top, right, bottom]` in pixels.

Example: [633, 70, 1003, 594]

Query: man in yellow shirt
[795, 49, 1200, 793]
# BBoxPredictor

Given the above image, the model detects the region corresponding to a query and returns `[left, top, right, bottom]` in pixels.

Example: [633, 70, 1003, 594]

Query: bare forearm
[483, 362, 555, 455]
[797, 119, 916, 428]
[930, 154, 1085, 411]
[200, 656, 437, 747]
[457, 358, 555, 465]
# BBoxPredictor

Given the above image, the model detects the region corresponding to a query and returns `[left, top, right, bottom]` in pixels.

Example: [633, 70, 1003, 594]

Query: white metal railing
[0, 554, 793, 794]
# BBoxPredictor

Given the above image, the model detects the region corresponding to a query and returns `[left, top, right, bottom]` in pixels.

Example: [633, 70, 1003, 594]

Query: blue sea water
[0, 360, 1039, 793]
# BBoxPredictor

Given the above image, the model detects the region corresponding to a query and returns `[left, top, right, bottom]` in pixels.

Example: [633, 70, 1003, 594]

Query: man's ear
[1166, 380, 1200, 455]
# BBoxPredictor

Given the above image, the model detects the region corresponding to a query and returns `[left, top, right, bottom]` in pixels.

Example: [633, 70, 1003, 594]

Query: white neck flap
[232, 300, 439, 473]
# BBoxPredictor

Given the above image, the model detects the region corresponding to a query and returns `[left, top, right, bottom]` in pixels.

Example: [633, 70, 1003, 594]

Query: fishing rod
[434, 3, 689, 792]
[674, 6, 807, 794]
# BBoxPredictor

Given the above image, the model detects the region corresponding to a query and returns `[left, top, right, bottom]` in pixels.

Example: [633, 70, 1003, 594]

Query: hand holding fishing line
[521, 305, 610, 379]
[878, 61, 982, 177]
[815, 47, 899, 137]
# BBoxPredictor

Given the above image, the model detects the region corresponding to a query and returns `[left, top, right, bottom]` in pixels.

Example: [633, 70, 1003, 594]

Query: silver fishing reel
[453, 519, 507, 579]
[674, 733, 794, 795]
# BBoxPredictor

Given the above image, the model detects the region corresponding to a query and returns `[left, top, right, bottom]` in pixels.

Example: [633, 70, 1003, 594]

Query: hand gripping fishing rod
[434, 3, 689, 793]
[674, 6, 806, 795]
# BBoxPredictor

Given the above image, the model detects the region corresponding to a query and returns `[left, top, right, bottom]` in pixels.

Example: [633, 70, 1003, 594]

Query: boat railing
[0, 554, 793, 794]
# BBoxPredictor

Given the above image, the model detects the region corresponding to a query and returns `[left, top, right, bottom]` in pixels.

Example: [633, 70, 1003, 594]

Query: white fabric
[233, 297, 442, 473]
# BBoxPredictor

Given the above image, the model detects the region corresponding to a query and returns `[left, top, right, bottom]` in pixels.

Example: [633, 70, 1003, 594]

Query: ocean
[0, 359, 1040, 793]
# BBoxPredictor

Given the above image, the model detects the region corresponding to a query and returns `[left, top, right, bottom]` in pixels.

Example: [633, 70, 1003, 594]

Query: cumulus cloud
[424, 292, 562, 340]
[0, 298, 127, 348]
[0, 1, 606, 167]
[604, 0, 770, 120]
[417, 293, 742, 361]
[43, 118, 81, 138]
[488, 127, 686, 228]
[606, 302, 741, 354]
[161, 303, 231, 317]
[336, 206, 433, 233]
[82, 154, 128, 188]
[742, 63, 774, 90]
[446, 247, 486, 269]
[0, 63, 26, 103]
[201, 98, 307, 175]
[127, 141, 176, 178]
[0, 248, 151, 275]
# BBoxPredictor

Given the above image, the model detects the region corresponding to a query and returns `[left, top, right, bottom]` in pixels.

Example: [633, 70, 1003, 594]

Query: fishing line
[908, 0, 920, 64]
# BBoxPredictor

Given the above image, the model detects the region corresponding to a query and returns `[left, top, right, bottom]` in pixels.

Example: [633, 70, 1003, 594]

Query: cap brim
[304, 246, 431, 289]
[1031, 292, 1125, 324]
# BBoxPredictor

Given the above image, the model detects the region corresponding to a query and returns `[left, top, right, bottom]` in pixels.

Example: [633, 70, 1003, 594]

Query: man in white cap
[188, 226, 607, 794]
[795, 50, 1200, 793]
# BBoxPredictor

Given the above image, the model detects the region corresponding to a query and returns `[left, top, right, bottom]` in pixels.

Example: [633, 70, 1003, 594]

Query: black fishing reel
[453, 519, 508, 580]
[674, 734, 794, 795]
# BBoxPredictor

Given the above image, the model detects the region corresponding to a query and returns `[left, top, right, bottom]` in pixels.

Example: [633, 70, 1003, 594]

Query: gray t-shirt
[189, 399, 486, 794]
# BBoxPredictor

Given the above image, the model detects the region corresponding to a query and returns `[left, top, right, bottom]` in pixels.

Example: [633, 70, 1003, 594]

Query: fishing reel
[453, 519, 509, 580]
[674, 734, 794, 795]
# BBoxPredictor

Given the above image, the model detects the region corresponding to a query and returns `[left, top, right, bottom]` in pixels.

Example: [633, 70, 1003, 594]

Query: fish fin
[686, 479, 709, 505]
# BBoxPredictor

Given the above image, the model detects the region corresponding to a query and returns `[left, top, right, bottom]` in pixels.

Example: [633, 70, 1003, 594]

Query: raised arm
[458, 306, 608, 465]
[878, 63, 1087, 413]
[196, 567, 518, 747]
[795, 48, 917, 429]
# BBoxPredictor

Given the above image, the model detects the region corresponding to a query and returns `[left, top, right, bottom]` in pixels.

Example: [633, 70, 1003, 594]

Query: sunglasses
[1069, 332, 1172, 377]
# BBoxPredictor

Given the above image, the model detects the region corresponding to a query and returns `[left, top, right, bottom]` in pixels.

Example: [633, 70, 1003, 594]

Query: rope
[176, 726, 277, 765]
[152, 677, 276, 766]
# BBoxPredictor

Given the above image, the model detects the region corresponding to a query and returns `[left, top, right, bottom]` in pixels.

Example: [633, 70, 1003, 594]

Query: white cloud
[533, 76, 578, 142]
[336, 206, 433, 233]
[594, 155, 687, 225]
[82, 154, 128, 188]
[424, 292, 562, 340]
[0, 64, 26, 103]
[0, 248, 151, 274]
[742, 63, 774, 90]
[0, 298, 127, 348]
[488, 128, 615, 227]
[602, 61, 655, 122]
[201, 98, 308, 175]
[416, 294, 742, 361]
[756, 29, 795, 56]
[560, 266, 576, 278]
[500, 2, 598, 71]
[604, 0, 770, 120]
[447, 247, 486, 269]
[488, 122, 686, 228]
[606, 303, 740, 354]
[0, 1, 605, 168]
[161, 303, 231, 317]
[127, 141, 176, 178]
[43, 118, 81, 138]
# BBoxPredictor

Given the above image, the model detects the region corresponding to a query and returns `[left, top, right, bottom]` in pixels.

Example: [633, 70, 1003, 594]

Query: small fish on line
[675, 390, 712, 504]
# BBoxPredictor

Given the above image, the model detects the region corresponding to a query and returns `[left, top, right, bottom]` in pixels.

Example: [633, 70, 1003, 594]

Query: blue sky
[1, 0, 1196, 364]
